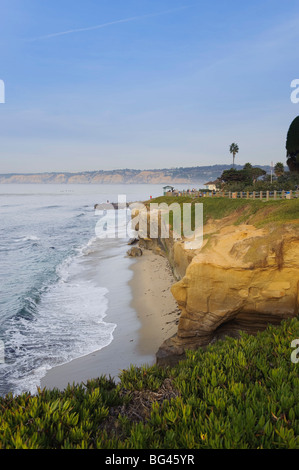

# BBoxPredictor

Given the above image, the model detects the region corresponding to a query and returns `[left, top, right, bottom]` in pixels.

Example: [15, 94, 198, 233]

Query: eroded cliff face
[0, 171, 190, 185]
[140, 215, 299, 367]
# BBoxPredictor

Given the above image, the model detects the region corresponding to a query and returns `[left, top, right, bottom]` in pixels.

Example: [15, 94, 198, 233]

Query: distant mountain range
[0, 165, 274, 185]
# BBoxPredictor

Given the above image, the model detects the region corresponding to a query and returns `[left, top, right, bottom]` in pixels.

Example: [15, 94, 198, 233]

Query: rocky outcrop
[153, 221, 299, 366]
[94, 202, 130, 210]
[127, 238, 139, 246]
[127, 247, 143, 257]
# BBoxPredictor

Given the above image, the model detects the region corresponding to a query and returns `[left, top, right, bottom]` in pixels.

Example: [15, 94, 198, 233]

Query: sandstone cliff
[137, 202, 299, 366]
[0, 170, 189, 185]
[0, 164, 272, 185]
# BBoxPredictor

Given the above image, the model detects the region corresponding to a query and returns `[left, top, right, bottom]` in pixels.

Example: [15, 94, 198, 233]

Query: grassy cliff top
[144, 196, 299, 228]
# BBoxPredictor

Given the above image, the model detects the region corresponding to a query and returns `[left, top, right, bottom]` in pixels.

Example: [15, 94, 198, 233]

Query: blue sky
[0, 0, 299, 173]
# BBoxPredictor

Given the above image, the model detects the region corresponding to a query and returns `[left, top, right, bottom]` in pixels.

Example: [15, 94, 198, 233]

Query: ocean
[0, 183, 171, 396]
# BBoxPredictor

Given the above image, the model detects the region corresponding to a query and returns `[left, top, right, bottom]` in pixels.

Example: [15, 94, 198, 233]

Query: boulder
[127, 247, 143, 257]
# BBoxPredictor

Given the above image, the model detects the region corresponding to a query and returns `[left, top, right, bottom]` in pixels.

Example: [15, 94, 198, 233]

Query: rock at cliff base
[127, 247, 143, 257]
[128, 238, 139, 245]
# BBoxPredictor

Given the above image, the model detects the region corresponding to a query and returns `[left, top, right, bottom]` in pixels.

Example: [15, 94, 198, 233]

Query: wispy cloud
[29, 6, 191, 41]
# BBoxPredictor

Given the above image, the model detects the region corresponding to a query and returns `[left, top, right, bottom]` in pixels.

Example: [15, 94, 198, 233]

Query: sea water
[0, 183, 166, 396]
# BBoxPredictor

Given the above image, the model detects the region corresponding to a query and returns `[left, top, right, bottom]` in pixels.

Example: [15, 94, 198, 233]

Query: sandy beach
[130, 249, 180, 356]
[41, 248, 180, 391]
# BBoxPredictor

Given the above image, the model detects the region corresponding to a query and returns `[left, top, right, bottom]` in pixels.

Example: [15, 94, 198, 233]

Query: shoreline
[41, 248, 180, 391]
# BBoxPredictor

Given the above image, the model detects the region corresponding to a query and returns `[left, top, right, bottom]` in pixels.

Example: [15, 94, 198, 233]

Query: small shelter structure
[163, 185, 174, 196]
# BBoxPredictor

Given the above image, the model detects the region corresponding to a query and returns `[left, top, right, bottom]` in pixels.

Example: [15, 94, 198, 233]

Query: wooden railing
[165, 190, 299, 200]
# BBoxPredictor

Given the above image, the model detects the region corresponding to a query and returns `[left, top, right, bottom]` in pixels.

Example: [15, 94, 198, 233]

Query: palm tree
[274, 162, 285, 177]
[230, 143, 239, 168]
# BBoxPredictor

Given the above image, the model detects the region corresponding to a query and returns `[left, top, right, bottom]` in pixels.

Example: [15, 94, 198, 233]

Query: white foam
[15, 235, 40, 242]
[5, 241, 117, 395]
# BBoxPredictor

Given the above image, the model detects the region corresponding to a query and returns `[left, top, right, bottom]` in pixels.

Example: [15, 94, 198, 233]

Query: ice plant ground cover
[0, 316, 298, 449]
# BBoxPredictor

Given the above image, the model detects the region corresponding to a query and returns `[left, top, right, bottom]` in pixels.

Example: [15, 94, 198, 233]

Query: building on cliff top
[163, 185, 174, 195]
[204, 181, 219, 191]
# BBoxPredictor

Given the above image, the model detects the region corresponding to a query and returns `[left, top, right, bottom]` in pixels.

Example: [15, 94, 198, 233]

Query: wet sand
[41, 248, 180, 390]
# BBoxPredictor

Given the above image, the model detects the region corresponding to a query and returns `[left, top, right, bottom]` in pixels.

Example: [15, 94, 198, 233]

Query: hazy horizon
[0, 162, 275, 176]
[1, 1, 299, 173]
